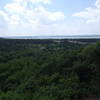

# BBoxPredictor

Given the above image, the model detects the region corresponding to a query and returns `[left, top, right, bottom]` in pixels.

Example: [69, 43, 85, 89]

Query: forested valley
[0, 39, 100, 100]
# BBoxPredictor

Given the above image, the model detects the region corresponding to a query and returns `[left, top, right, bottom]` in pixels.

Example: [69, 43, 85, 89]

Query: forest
[0, 38, 100, 100]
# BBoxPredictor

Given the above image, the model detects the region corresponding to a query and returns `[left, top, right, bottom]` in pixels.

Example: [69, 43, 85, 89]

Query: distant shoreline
[1, 35, 100, 39]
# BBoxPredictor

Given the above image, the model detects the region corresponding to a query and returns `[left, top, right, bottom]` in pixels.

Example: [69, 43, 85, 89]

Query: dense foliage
[0, 39, 100, 100]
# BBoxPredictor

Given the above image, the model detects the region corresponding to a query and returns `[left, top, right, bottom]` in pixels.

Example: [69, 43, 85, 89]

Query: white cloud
[30, 0, 51, 4]
[95, 0, 100, 8]
[13, 0, 51, 5]
[10, 15, 21, 25]
[5, 3, 25, 14]
[71, 0, 100, 35]
[0, 0, 65, 36]
[73, 0, 100, 24]
[0, 10, 9, 21]
[33, 6, 64, 24]
[4, 4, 64, 25]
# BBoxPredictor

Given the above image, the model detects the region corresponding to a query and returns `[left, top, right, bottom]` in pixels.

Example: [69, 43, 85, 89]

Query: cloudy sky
[0, 0, 100, 36]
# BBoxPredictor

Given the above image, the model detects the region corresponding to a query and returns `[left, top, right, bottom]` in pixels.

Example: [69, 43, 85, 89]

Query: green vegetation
[0, 39, 100, 100]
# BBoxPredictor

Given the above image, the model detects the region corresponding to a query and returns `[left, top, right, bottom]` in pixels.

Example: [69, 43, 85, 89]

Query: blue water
[3, 35, 100, 39]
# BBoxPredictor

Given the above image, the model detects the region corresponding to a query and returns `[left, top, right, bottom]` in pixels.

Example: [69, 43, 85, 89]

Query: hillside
[0, 39, 100, 100]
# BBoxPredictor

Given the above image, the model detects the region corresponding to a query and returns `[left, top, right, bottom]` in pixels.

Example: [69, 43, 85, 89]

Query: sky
[0, 0, 100, 36]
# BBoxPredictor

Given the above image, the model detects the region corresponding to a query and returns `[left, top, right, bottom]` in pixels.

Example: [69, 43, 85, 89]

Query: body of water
[3, 35, 100, 39]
